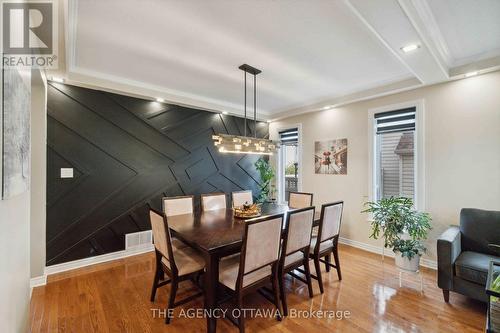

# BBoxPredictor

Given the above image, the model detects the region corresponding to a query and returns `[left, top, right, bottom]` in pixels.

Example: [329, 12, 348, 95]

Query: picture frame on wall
[314, 138, 348, 175]
[1, 68, 31, 200]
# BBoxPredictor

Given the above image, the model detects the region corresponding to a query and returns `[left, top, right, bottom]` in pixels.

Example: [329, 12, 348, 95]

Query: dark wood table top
[168, 203, 320, 253]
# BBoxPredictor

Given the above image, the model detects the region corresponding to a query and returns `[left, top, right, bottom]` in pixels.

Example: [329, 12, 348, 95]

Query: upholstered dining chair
[201, 193, 227, 211]
[232, 190, 253, 208]
[288, 191, 313, 209]
[162, 195, 194, 217]
[308, 201, 343, 293]
[218, 214, 284, 333]
[278, 206, 315, 316]
[149, 209, 205, 324]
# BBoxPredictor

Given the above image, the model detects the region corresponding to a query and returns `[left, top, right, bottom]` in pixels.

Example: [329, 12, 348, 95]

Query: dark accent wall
[46, 82, 268, 265]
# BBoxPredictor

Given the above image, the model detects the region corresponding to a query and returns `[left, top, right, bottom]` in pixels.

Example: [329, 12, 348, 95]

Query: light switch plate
[60, 168, 74, 179]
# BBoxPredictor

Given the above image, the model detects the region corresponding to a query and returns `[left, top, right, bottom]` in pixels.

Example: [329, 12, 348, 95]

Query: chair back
[289, 192, 313, 209]
[232, 190, 253, 207]
[201, 193, 226, 211]
[284, 206, 315, 255]
[237, 214, 283, 289]
[460, 208, 500, 255]
[318, 201, 343, 242]
[149, 209, 176, 273]
[163, 195, 194, 217]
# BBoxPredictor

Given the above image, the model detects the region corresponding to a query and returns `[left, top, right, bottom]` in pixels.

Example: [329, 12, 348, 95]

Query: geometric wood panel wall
[46, 82, 268, 265]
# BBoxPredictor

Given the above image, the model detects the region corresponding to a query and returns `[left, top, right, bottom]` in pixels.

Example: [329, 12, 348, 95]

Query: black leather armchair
[437, 208, 500, 302]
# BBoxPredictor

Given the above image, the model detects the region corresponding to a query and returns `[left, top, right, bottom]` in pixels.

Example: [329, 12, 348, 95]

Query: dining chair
[218, 214, 284, 333]
[232, 190, 253, 208]
[163, 195, 194, 217]
[308, 201, 343, 293]
[149, 209, 205, 324]
[201, 192, 227, 211]
[288, 191, 313, 209]
[278, 206, 315, 316]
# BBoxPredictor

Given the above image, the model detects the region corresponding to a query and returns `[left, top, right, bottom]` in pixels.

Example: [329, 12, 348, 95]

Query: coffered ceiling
[54, 0, 500, 119]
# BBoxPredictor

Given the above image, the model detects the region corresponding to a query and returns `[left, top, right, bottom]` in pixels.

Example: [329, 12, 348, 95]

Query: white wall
[30, 70, 47, 279]
[270, 70, 500, 262]
[0, 69, 32, 333]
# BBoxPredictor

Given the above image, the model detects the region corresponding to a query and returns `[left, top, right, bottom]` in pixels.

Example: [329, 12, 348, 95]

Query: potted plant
[254, 157, 275, 203]
[362, 197, 432, 272]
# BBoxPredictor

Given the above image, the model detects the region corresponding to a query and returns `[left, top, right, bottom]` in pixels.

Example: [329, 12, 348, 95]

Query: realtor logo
[1, 0, 58, 68]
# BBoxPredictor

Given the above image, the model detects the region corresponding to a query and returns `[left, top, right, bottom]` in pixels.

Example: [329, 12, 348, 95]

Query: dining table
[167, 202, 321, 333]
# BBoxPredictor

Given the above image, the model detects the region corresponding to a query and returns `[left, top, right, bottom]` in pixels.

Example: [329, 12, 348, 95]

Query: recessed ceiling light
[401, 44, 420, 53]
[322, 105, 333, 110]
[51, 77, 64, 83]
[222, 111, 228, 115]
[156, 97, 164, 103]
[465, 71, 478, 78]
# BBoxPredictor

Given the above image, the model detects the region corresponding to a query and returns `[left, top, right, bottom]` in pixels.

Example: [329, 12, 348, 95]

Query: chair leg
[237, 294, 245, 333]
[278, 270, 288, 317]
[442, 289, 450, 303]
[325, 254, 331, 272]
[150, 265, 161, 302]
[165, 280, 178, 324]
[333, 246, 342, 280]
[272, 271, 282, 321]
[303, 255, 314, 298]
[313, 257, 324, 294]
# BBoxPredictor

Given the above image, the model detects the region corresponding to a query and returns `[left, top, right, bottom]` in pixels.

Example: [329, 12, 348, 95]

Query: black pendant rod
[238, 64, 261, 138]
[244, 71, 247, 137]
[253, 73, 256, 138]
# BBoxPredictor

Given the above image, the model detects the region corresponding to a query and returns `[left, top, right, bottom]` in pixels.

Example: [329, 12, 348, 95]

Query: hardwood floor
[30, 244, 486, 332]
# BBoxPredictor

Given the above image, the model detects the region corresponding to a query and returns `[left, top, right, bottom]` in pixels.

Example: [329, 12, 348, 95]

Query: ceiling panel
[72, 0, 411, 115]
[426, 0, 500, 66]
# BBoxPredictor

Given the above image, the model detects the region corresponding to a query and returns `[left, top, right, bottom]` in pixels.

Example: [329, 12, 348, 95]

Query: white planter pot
[394, 252, 420, 272]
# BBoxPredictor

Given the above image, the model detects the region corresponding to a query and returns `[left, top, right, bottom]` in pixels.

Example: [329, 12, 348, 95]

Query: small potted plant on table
[362, 197, 432, 272]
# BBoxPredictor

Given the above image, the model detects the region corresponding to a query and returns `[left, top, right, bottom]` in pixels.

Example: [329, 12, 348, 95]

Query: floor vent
[125, 230, 153, 250]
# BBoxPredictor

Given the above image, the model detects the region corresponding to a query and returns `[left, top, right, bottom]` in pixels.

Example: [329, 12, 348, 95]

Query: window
[374, 108, 416, 202]
[278, 127, 300, 203]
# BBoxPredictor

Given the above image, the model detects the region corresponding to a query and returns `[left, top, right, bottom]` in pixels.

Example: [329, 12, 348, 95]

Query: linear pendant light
[212, 64, 278, 155]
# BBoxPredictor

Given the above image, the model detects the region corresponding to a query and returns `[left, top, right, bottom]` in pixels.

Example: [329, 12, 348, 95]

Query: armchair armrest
[437, 226, 461, 290]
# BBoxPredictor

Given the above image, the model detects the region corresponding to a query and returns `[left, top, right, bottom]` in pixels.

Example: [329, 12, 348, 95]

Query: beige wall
[270, 70, 500, 262]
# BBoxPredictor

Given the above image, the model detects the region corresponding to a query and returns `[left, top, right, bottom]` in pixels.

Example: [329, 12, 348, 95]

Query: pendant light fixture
[212, 64, 278, 155]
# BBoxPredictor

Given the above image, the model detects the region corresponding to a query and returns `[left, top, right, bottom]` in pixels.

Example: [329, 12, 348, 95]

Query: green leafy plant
[255, 158, 275, 203]
[392, 239, 426, 260]
[362, 197, 432, 260]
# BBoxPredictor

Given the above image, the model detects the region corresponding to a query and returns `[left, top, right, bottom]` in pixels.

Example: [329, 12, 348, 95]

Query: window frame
[275, 123, 303, 204]
[368, 100, 425, 210]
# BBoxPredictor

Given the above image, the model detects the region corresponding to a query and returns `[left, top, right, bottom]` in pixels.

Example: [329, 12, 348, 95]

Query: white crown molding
[271, 77, 422, 121]
[65, 67, 272, 118]
[449, 55, 500, 78]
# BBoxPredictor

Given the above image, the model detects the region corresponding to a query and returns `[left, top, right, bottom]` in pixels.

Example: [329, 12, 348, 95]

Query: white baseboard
[30, 244, 154, 292]
[339, 237, 437, 270]
[30, 236, 437, 294]
[30, 274, 47, 289]
[45, 244, 154, 276]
